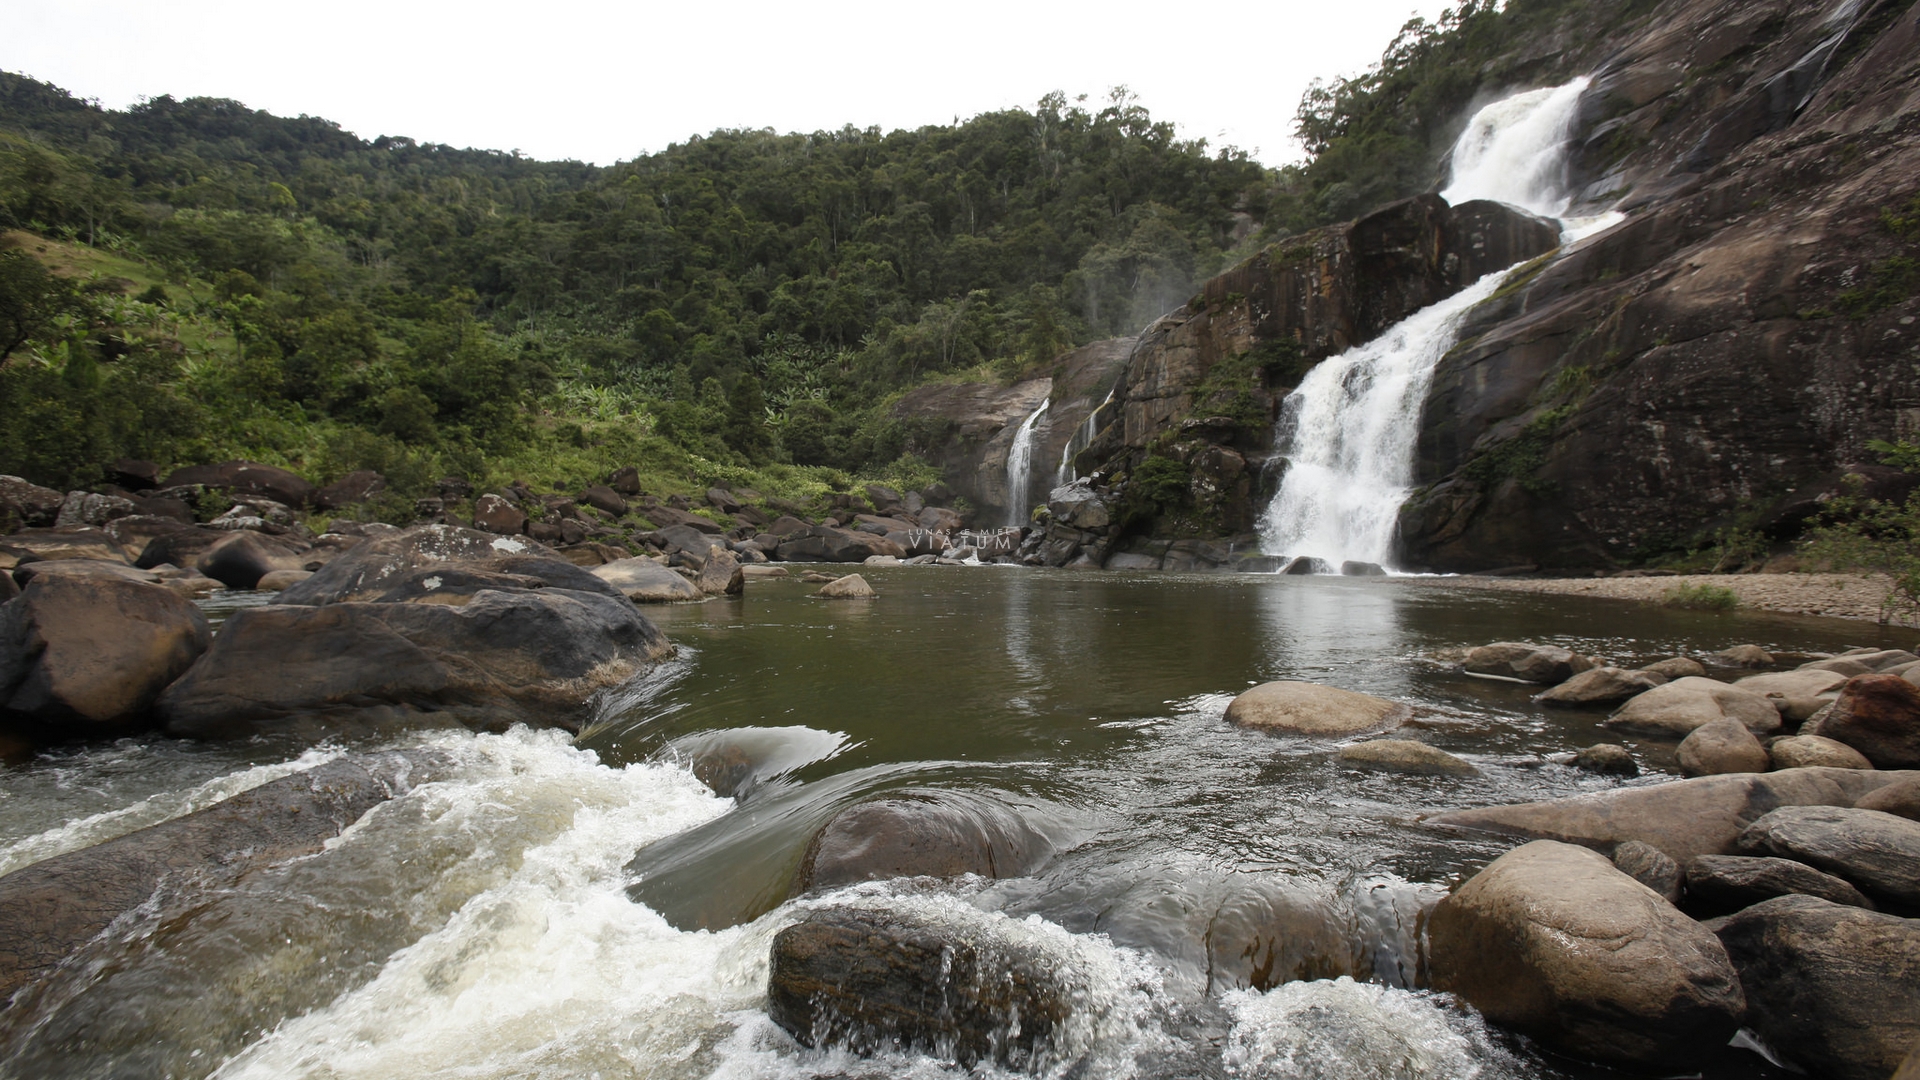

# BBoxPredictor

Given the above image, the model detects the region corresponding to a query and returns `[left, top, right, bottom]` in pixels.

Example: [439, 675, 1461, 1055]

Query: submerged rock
[1337, 739, 1477, 777]
[766, 907, 1075, 1069]
[1464, 642, 1593, 684]
[1428, 841, 1744, 1068]
[1570, 742, 1638, 776]
[1683, 854, 1873, 916]
[1737, 805, 1920, 908]
[1676, 717, 1769, 776]
[1605, 676, 1782, 739]
[1226, 681, 1410, 737]
[0, 577, 210, 742]
[1709, 645, 1774, 669]
[814, 573, 875, 598]
[1641, 656, 1707, 680]
[795, 789, 1052, 893]
[1716, 895, 1920, 1080]
[1534, 666, 1664, 706]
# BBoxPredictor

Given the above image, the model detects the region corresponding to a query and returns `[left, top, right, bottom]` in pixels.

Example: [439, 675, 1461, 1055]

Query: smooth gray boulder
[1226, 681, 1410, 737]
[1535, 666, 1665, 706]
[1428, 841, 1744, 1068]
[1606, 676, 1782, 738]
[1676, 717, 1769, 776]
[1642, 657, 1707, 679]
[794, 789, 1052, 893]
[1683, 854, 1873, 915]
[592, 557, 704, 602]
[1737, 805, 1920, 907]
[1464, 642, 1594, 684]
[1337, 739, 1478, 777]
[1716, 895, 1920, 1080]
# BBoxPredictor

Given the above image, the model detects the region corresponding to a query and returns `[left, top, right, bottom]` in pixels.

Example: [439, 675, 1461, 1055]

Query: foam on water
[1222, 978, 1525, 1080]
[1440, 78, 1590, 219]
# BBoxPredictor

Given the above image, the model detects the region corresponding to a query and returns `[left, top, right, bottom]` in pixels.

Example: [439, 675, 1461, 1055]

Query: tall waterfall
[1055, 389, 1115, 488]
[1258, 77, 1597, 568]
[1004, 399, 1049, 526]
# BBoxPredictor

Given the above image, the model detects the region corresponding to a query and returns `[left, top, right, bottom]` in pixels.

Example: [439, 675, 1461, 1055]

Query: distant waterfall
[1259, 77, 1597, 569]
[1004, 399, 1049, 526]
[1055, 389, 1115, 488]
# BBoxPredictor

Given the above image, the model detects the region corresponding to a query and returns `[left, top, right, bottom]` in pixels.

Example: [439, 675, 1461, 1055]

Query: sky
[4, 1, 1451, 168]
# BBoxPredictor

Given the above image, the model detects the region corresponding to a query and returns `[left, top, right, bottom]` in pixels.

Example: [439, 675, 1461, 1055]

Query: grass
[1663, 583, 1740, 611]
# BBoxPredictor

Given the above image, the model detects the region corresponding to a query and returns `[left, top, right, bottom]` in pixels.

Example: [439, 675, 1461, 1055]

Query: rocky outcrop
[1399, 0, 1920, 570]
[1428, 840, 1745, 1068]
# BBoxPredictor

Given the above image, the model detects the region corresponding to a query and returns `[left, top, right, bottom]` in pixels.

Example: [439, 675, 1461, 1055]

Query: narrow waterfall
[1004, 398, 1049, 526]
[1259, 77, 1598, 569]
[1055, 388, 1115, 488]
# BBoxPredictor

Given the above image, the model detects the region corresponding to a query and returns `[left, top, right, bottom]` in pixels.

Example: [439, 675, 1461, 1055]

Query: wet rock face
[796, 790, 1052, 893]
[766, 907, 1075, 1070]
[1428, 840, 1745, 1068]
[0, 577, 210, 741]
[1716, 895, 1920, 1080]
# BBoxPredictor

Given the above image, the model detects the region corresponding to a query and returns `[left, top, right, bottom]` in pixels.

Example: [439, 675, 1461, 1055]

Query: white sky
[5, 1, 1449, 168]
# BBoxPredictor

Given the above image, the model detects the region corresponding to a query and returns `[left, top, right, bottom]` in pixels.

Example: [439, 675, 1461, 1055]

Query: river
[0, 569, 1901, 1079]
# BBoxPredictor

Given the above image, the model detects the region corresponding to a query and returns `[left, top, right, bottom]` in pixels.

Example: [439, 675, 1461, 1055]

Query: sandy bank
[1415, 572, 1913, 627]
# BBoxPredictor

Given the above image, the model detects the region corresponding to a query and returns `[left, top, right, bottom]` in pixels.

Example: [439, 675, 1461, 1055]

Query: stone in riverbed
[196, 530, 310, 589]
[1226, 681, 1410, 737]
[1534, 666, 1665, 706]
[1856, 774, 1920, 820]
[278, 525, 555, 605]
[767, 907, 1075, 1069]
[814, 573, 875, 598]
[1709, 644, 1774, 669]
[1769, 734, 1872, 770]
[1737, 668, 1850, 699]
[0, 526, 129, 565]
[694, 546, 744, 596]
[1676, 717, 1770, 776]
[1428, 841, 1745, 1068]
[1683, 854, 1873, 916]
[1337, 739, 1477, 776]
[1737, 805, 1920, 908]
[592, 557, 704, 603]
[795, 789, 1051, 892]
[1605, 676, 1781, 739]
[1570, 742, 1638, 775]
[1464, 642, 1594, 684]
[1612, 839, 1682, 903]
[255, 569, 312, 591]
[1715, 895, 1920, 1080]
[739, 564, 789, 579]
[1642, 656, 1707, 679]
[1811, 673, 1920, 768]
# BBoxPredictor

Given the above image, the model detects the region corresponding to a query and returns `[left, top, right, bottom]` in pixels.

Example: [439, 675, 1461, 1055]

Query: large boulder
[1427, 768, 1913, 863]
[1676, 717, 1769, 776]
[195, 530, 311, 590]
[767, 907, 1076, 1069]
[1770, 734, 1872, 770]
[693, 547, 744, 596]
[776, 526, 906, 563]
[1225, 681, 1411, 737]
[1737, 805, 1920, 908]
[278, 525, 553, 605]
[579, 484, 627, 517]
[814, 573, 875, 598]
[54, 490, 136, 527]
[1534, 666, 1665, 706]
[0, 577, 210, 741]
[795, 789, 1052, 893]
[0, 526, 128, 564]
[312, 469, 386, 510]
[159, 460, 315, 508]
[591, 558, 704, 603]
[0, 750, 434, 1003]
[470, 493, 526, 535]
[1811, 674, 1920, 768]
[1683, 854, 1873, 916]
[0, 476, 64, 530]
[1716, 896, 1920, 1080]
[1857, 775, 1920, 821]
[158, 589, 671, 739]
[1464, 642, 1594, 684]
[1428, 841, 1745, 1068]
[1735, 668, 1850, 698]
[1605, 676, 1782, 738]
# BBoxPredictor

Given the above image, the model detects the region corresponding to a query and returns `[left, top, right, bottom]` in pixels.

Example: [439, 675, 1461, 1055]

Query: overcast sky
[5, 1, 1450, 167]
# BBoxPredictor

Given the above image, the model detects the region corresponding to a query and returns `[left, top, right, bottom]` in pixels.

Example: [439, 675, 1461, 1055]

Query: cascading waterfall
[1259, 76, 1601, 569]
[1055, 388, 1115, 488]
[1004, 398, 1049, 526]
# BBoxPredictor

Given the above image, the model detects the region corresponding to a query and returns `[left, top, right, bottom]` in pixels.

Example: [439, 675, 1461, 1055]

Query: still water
[0, 569, 1901, 1079]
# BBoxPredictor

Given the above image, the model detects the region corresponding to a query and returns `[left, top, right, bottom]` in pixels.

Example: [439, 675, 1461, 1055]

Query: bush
[1663, 583, 1739, 611]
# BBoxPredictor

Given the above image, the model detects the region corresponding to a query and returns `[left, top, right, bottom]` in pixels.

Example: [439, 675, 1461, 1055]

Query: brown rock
[1464, 642, 1595, 684]
[0, 476, 66, 529]
[1683, 854, 1873, 916]
[1770, 734, 1872, 771]
[696, 547, 744, 597]
[1855, 774, 1920, 821]
[313, 470, 386, 510]
[1337, 739, 1478, 776]
[796, 789, 1052, 893]
[0, 526, 128, 564]
[814, 573, 875, 598]
[1535, 666, 1665, 706]
[1816, 674, 1920, 768]
[1677, 717, 1770, 776]
[1738, 805, 1920, 908]
[590, 558, 704, 603]
[278, 525, 556, 605]
[1429, 841, 1745, 1067]
[1642, 656, 1707, 680]
[196, 530, 309, 589]
[255, 569, 313, 591]
[1612, 839, 1682, 903]
[607, 466, 641, 496]
[579, 485, 627, 517]
[159, 460, 315, 508]
[471, 493, 527, 535]
[1571, 742, 1639, 775]
[1606, 676, 1782, 738]
[1225, 681, 1410, 737]
[1709, 644, 1774, 669]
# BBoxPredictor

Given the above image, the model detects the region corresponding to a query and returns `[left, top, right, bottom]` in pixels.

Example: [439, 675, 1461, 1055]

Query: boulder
[0, 577, 210, 740]
[54, 490, 136, 527]
[105, 514, 200, 558]
[1813, 674, 1920, 768]
[1428, 841, 1744, 1068]
[1856, 775, 1920, 821]
[649, 524, 719, 558]
[796, 789, 1052, 892]
[10, 559, 160, 586]
[364, 562, 626, 606]
[777, 527, 906, 563]
[1535, 666, 1665, 706]
[256, 569, 313, 591]
[1738, 806, 1920, 908]
[1834, 648, 1920, 672]
[1709, 645, 1774, 669]
[1570, 743, 1638, 776]
[1464, 642, 1594, 684]
[740, 565, 789, 579]
[1337, 739, 1478, 776]
[589, 558, 703, 603]
[0, 476, 66, 529]
[702, 487, 742, 514]
[1716, 896, 1920, 1080]
[1642, 656, 1707, 680]
[695, 547, 744, 596]
[607, 466, 641, 495]
[471, 493, 526, 535]
[1428, 768, 1913, 863]
[1612, 839, 1682, 903]
[1606, 676, 1782, 738]
[313, 470, 386, 510]
[0, 526, 128, 564]
[1801, 657, 1877, 678]
[1676, 717, 1770, 776]
[1225, 681, 1411, 737]
[637, 505, 725, 533]
[0, 574, 14, 602]
[132, 526, 227, 572]
[1770, 734, 1872, 770]
[1047, 483, 1111, 530]
[159, 460, 314, 508]
[917, 506, 963, 533]
[815, 573, 875, 599]
[159, 589, 672, 739]
[767, 907, 1073, 1069]
[196, 530, 310, 590]
[1683, 854, 1873, 916]
[277, 525, 553, 605]
[580, 485, 627, 516]
[1735, 668, 1849, 699]
[107, 458, 159, 490]
[862, 484, 902, 515]
[0, 750, 435, 1003]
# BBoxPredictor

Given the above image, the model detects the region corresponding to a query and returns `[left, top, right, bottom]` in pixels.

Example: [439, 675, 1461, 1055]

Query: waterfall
[1055, 388, 1115, 487]
[1004, 398, 1049, 526]
[1259, 77, 1600, 569]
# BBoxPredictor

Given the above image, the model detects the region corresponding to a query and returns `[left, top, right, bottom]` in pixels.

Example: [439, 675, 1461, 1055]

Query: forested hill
[0, 0, 1629, 508]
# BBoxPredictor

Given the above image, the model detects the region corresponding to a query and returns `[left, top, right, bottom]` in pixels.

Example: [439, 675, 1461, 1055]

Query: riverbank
[1422, 572, 1911, 627]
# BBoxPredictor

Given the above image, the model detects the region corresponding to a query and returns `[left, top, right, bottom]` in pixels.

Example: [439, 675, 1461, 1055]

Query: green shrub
[1663, 583, 1739, 611]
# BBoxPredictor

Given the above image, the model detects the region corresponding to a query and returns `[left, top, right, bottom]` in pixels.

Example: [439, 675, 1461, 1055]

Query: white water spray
[1004, 398, 1049, 526]
[1260, 77, 1604, 568]
[1055, 388, 1115, 487]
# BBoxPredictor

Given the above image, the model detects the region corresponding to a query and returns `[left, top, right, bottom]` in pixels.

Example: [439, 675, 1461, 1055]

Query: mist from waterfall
[1259, 77, 1598, 568]
[1004, 398, 1049, 526]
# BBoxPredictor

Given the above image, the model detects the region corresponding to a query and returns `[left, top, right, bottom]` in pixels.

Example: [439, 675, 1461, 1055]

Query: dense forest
[0, 0, 1629, 512]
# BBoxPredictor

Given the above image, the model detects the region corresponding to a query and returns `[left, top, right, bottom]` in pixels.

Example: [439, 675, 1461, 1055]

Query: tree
[724, 373, 771, 462]
[0, 249, 84, 359]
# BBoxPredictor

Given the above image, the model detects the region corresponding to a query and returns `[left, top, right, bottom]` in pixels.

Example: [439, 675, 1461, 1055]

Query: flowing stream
[0, 573, 1887, 1079]
[1004, 398, 1049, 526]
[1259, 78, 1603, 567]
